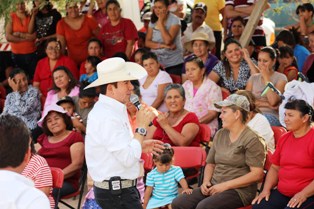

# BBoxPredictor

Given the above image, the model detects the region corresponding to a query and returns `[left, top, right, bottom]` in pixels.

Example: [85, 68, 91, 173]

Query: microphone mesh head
[130, 94, 139, 104]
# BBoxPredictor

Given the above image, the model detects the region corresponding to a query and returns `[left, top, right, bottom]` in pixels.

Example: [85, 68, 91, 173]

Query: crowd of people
[0, 0, 314, 209]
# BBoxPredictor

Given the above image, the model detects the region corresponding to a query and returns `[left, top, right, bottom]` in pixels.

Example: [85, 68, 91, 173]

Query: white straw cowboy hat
[85, 57, 147, 89]
[184, 31, 216, 52]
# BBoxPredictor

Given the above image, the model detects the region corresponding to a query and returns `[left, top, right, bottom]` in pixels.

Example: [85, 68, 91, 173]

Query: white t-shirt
[0, 170, 50, 209]
[140, 70, 172, 113]
[247, 113, 275, 153]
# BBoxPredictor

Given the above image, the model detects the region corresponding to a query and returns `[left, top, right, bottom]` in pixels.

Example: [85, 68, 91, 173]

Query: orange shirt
[56, 15, 98, 65]
[9, 13, 36, 54]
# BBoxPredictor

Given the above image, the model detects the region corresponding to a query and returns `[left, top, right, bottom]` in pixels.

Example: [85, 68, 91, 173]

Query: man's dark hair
[99, 82, 118, 95]
[0, 115, 30, 168]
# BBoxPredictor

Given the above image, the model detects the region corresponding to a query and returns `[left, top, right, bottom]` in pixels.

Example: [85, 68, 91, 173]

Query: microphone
[130, 94, 142, 110]
[130, 94, 155, 126]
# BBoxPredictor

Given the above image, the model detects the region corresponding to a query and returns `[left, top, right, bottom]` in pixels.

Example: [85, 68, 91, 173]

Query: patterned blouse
[212, 59, 256, 92]
[2, 85, 41, 130]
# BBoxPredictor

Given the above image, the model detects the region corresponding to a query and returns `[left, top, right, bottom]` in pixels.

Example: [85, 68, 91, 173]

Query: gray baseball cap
[214, 94, 250, 112]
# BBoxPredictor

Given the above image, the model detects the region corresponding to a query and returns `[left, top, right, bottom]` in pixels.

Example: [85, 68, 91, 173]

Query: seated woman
[246, 47, 287, 126]
[139, 52, 172, 112]
[146, 84, 202, 147]
[182, 32, 218, 82]
[22, 141, 54, 208]
[36, 104, 84, 199]
[236, 90, 275, 154]
[277, 46, 298, 82]
[172, 94, 266, 209]
[182, 56, 222, 137]
[209, 38, 259, 93]
[145, 0, 184, 80]
[252, 99, 314, 209]
[44, 66, 79, 109]
[33, 38, 78, 100]
[98, 0, 138, 59]
[3, 68, 41, 139]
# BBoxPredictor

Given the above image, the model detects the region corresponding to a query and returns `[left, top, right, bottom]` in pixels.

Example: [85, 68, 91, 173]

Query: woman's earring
[69, 80, 71, 82]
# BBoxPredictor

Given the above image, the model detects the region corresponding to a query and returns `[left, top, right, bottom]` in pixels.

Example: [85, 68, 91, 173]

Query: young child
[143, 144, 192, 209]
[277, 46, 299, 81]
[79, 56, 101, 83]
[56, 96, 84, 133]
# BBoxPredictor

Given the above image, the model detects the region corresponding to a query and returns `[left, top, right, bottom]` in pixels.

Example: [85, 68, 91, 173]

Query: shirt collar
[98, 94, 127, 114]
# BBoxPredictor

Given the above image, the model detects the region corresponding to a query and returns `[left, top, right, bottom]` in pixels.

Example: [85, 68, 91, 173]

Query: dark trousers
[213, 31, 222, 60]
[252, 189, 314, 209]
[172, 187, 244, 209]
[94, 186, 142, 209]
[11, 52, 37, 80]
[52, 181, 77, 201]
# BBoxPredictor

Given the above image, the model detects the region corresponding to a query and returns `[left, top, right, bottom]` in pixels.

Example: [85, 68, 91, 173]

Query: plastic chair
[199, 124, 211, 153]
[221, 88, 230, 100]
[172, 146, 207, 187]
[59, 164, 87, 209]
[141, 152, 154, 173]
[50, 167, 64, 209]
[271, 126, 287, 147]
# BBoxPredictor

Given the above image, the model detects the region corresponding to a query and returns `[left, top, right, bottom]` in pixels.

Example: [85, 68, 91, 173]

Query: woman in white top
[236, 90, 275, 153]
[139, 52, 172, 112]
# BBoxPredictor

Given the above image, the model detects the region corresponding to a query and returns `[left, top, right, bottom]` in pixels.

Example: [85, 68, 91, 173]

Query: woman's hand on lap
[287, 192, 308, 208]
[252, 190, 271, 204]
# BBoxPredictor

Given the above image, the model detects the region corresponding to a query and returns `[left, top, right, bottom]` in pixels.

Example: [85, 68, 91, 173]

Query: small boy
[56, 96, 84, 133]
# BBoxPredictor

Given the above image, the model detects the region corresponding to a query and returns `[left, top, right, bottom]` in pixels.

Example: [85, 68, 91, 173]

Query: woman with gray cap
[172, 94, 266, 209]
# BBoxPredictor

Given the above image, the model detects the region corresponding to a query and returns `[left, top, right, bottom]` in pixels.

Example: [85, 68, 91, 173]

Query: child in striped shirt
[143, 144, 192, 209]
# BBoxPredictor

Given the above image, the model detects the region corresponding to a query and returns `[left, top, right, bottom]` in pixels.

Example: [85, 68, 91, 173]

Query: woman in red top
[146, 83, 201, 146]
[56, 1, 99, 66]
[252, 99, 314, 209]
[33, 38, 78, 100]
[5, 2, 37, 79]
[37, 104, 84, 200]
[98, 0, 138, 59]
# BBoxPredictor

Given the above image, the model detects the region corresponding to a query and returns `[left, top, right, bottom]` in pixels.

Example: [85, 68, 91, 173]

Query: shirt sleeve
[206, 81, 222, 111]
[206, 131, 218, 164]
[146, 170, 155, 187]
[56, 19, 65, 36]
[174, 166, 185, 182]
[218, 0, 226, 10]
[212, 61, 224, 77]
[244, 135, 266, 168]
[124, 19, 139, 41]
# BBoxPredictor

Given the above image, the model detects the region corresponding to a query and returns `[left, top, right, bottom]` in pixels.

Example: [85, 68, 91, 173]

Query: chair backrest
[271, 126, 287, 147]
[199, 124, 211, 143]
[172, 146, 206, 169]
[221, 88, 230, 100]
[141, 152, 154, 172]
[50, 167, 64, 189]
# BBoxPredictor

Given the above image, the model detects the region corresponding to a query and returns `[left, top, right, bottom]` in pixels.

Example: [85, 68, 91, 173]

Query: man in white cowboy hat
[181, 2, 215, 54]
[85, 57, 159, 209]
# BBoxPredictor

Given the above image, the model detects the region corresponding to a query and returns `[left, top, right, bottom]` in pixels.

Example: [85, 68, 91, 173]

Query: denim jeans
[252, 189, 314, 209]
[94, 186, 142, 209]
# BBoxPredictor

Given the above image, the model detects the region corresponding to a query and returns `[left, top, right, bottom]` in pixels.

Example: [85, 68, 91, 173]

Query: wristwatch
[135, 128, 147, 136]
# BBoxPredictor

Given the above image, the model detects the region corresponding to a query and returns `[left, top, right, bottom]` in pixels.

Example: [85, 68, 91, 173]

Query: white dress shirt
[85, 94, 142, 182]
[0, 170, 50, 209]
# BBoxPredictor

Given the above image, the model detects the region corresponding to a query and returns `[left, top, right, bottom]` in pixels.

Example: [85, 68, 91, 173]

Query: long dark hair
[151, 0, 170, 24]
[222, 38, 242, 78]
[51, 66, 78, 94]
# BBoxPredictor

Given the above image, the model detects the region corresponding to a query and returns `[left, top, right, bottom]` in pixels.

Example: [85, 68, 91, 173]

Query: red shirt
[271, 128, 314, 197]
[37, 131, 84, 190]
[10, 13, 36, 54]
[34, 55, 78, 97]
[99, 18, 138, 58]
[57, 15, 98, 65]
[152, 112, 201, 147]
